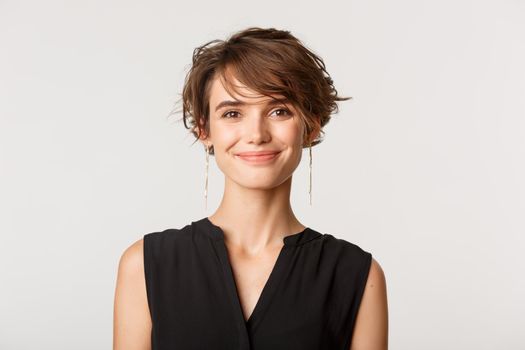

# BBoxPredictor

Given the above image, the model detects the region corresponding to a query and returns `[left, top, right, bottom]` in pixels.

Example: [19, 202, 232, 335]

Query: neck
[207, 175, 305, 253]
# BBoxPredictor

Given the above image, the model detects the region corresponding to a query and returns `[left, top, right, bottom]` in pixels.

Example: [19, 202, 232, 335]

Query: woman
[114, 27, 388, 350]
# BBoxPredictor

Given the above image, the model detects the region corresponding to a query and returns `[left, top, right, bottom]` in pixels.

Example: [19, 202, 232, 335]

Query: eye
[221, 110, 240, 119]
[271, 108, 292, 117]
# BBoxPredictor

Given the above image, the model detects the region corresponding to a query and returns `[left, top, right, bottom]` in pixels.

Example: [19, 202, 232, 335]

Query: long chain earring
[204, 144, 210, 211]
[308, 142, 312, 205]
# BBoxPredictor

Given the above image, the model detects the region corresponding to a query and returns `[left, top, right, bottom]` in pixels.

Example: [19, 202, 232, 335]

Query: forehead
[208, 73, 286, 106]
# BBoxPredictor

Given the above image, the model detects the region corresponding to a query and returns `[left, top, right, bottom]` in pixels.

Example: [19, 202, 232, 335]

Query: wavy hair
[171, 27, 351, 155]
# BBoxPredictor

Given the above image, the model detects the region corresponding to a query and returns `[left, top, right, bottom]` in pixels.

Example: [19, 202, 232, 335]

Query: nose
[245, 112, 271, 144]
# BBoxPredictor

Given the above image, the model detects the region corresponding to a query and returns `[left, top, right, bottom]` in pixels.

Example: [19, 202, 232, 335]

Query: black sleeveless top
[143, 217, 372, 350]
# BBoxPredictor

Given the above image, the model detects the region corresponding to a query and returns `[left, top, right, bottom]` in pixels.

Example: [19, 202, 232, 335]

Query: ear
[194, 119, 212, 148]
[304, 123, 321, 146]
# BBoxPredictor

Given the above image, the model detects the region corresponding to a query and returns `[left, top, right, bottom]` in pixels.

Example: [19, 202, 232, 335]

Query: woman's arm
[349, 257, 389, 350]
[113, 238, 152, 350]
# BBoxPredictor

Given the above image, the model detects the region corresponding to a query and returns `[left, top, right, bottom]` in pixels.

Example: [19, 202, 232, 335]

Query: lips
[235, 150, 282, 163]
[235, 151, 281, 157]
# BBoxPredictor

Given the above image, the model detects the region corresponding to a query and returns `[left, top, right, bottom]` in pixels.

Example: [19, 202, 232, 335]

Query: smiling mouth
[235, 151, 281, 164]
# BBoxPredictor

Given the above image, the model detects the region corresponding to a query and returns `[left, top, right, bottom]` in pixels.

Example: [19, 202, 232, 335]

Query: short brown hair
[173, 27, 351, 155]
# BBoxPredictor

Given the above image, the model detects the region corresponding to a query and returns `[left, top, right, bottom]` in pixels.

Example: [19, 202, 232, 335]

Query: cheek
[276, 122, 303, 145]
[211, 123, 237, 146]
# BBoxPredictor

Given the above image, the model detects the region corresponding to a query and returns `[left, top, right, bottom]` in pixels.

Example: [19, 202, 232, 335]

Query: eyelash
[221, 108, 292, 119]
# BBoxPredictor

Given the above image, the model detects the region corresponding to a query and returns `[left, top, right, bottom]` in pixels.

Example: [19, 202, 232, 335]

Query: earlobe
[195, 117, 211, 140]
[305, 131, 319, 147]
[302, 120, 320, 146]
[195, 125, 211, 146]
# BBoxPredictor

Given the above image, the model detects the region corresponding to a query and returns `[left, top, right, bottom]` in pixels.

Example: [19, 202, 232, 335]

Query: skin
[113, 71, 388, 350]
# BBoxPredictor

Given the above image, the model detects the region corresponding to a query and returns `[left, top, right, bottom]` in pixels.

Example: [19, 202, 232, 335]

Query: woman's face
[202, 74, 306, 190]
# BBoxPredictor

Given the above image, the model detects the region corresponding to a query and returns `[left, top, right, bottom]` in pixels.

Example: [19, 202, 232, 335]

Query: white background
[1, 0, 524, 349]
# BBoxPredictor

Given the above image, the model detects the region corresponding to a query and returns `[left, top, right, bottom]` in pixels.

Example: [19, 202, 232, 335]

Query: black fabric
[143, 217, 372, 350]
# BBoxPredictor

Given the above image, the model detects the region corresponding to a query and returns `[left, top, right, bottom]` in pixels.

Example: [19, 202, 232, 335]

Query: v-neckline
[236, 243, 286, 324]
[203, 217, 310, 329]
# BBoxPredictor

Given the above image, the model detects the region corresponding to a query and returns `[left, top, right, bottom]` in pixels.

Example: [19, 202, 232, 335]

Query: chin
[232, 171, 294, 190]
[237, 179, 278, 190]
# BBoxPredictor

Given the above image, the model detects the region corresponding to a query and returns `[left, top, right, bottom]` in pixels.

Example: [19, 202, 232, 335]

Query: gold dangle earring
[204, 144, 210, 211]
[309, 142, 312, 205]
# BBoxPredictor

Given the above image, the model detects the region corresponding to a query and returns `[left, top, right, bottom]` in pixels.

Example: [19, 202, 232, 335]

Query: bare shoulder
[113, 238, 152, 350]
[366, 257, 387, 294]
[349, 257, 389, 350]
[119, 238, 145, 275]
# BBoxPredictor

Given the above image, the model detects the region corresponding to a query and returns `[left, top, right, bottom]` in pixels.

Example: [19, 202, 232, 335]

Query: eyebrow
[214, 98, 291, 112]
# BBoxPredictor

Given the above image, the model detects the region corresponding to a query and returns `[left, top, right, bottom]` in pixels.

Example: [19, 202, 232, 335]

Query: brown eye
[222, 111, 240, 119]
[272, 108, 292, 117]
